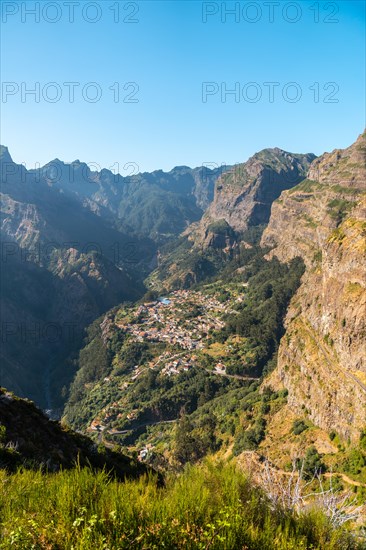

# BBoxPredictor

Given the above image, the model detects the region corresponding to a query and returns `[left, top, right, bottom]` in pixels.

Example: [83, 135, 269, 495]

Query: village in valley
[86, 285, 253, 459]
[116, 289, 230, 352]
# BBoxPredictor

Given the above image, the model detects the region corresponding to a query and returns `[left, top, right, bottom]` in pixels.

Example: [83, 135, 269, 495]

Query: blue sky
[1, 0, 365, 172]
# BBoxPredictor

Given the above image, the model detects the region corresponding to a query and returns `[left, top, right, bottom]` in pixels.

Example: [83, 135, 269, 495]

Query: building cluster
[86, 289, 237, 440]
[116, 290, 227, 351]
[160, 353, 198, 376]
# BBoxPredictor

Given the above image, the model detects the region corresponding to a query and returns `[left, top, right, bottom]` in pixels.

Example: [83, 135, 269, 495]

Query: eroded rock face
[261, 131, 366, 441]
[188, 148, 316, 247]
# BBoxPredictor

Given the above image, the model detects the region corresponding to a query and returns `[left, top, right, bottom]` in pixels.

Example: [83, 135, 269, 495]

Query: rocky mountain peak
[187, 147, 316, 247]
[0, 145, 13, 164]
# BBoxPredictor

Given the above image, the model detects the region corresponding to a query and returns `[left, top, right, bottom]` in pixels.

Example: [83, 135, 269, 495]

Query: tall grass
[0, 459, 360, 549]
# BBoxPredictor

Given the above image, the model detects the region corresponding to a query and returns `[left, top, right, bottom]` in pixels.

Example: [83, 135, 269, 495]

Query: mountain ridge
[0, 146, 230, 241]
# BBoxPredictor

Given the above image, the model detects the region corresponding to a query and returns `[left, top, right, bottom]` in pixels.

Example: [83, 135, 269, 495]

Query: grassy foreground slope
[0, 388, 362, 549]
[0, 460, 361, 550]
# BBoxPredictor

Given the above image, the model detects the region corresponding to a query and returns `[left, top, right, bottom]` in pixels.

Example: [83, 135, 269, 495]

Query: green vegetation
[300, 446, 325, 480]
[117, 185, 203, 240]
[303, 214, 318, 228]
[0, 388, 148, 479]
[233, 415, 266, 453]
[313, 249, 323, 263]
[0, 461, 360, 550]
[153, 236, 227, 290]
[288, 179, 324, 194]
[220, 254, 305, 375]
[328, 227, 346, 243]
[173, 413, 218, 464]
[64, 243, 305, 461]
[148, 225, 266, 293]
[292, 419, 309, 435]
[207, 218, 234, 235]
[66, 318, 114, 404]
[327, 198, 355, 225]
[329, 185, 365, 196]
[337, 432, 366, 483]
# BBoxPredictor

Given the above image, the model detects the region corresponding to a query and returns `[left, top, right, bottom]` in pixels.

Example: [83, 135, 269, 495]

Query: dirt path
[204, 368, 259, 382]
[268, 462, 366, 488]
[323, 472, 366, 488]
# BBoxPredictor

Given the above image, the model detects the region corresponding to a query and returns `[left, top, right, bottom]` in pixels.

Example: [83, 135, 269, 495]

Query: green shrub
[300, 446, 325, 479]
[292, 419, 308, 436]
[329, 431, 337, 441]
[0, 424, 6, 445]
[342, 449, 366, 477]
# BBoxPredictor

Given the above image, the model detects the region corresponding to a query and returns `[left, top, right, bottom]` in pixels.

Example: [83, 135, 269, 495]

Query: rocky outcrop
[261, 131, 366, 441]
[188, 148, 316, 247]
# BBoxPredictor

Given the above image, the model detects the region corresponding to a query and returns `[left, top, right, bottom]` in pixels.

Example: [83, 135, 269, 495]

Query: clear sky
[1, 0, 365, 172]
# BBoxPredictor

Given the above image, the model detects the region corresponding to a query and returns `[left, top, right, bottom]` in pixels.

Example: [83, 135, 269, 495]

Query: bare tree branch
[257, 459, 363, 527]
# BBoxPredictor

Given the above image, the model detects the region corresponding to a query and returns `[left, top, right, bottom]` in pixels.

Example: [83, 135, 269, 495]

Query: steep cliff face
[261, 132, 366, 441]
[188, 149, 315, 248]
